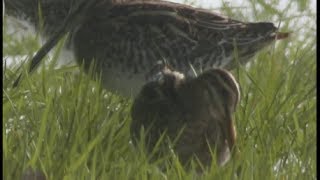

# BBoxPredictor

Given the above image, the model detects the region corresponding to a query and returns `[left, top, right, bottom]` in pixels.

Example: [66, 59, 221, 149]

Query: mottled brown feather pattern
[131, 66, 240, 168]
[5, 0, 289, 95]
[5, 0, 289, 96]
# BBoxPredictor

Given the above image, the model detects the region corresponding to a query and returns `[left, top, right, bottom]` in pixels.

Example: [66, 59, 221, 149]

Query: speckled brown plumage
[131, 65, 240, 167]
[5, 0, 289, 96]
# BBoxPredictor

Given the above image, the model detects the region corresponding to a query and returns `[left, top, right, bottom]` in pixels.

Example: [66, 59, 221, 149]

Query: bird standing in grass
[131, 64, 240, 168]
[5, 0, 289, 96]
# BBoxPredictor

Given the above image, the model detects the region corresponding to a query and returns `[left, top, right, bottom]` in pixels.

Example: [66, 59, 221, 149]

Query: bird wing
[81, 0, 280, 73]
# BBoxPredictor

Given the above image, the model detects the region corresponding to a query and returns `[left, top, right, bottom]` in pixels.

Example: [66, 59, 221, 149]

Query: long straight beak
[222, 112, 237, 153]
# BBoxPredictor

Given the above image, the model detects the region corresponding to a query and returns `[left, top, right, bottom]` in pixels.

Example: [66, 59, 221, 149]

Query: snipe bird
[131, 65, 240, 167]
[5, 0, 289, 96]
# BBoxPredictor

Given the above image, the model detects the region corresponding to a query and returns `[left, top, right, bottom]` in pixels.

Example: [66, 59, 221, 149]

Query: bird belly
[98, 66, 146, 97]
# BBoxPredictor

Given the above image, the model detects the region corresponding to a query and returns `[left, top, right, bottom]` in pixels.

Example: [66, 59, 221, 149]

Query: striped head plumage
[131, 64, 240, 168]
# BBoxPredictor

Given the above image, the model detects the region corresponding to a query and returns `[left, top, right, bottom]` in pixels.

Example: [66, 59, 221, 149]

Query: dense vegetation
[3, 0, 316, 179]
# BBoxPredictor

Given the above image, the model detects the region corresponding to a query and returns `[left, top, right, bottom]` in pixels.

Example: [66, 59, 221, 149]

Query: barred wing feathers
[74, 1, 289, 76]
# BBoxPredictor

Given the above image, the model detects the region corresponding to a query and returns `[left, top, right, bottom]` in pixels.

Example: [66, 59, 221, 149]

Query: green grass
[3, 0, 316, 179]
